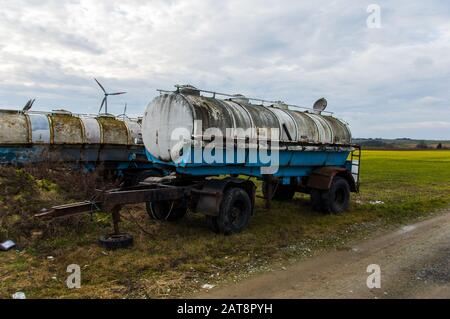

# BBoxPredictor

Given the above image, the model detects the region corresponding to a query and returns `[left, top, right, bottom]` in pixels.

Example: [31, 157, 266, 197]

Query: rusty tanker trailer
[143, 86, 352, 163]
[37, 85, 361, 248]
[0, 109, 153, 183]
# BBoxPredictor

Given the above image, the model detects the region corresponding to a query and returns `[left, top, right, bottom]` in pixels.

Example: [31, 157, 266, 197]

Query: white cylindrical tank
[142, 87, 352, 162]
[0, 109, 144, 164]
[0, 110, 143, 146]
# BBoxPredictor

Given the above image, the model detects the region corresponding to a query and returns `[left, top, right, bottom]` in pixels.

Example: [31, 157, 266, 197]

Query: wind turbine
[94, 78, 126, 114]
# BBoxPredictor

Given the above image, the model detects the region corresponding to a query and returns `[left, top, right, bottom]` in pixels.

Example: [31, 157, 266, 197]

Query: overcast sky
[0, 0, 449, 139]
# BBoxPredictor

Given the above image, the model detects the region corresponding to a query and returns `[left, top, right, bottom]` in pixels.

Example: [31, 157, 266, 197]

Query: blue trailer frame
[145, 141, 358, 185]
[35, 140, 361, 248]
[0, 143, 160, 186]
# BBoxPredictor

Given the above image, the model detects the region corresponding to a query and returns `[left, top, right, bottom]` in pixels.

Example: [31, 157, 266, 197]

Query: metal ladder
[350, 145, 361, 192]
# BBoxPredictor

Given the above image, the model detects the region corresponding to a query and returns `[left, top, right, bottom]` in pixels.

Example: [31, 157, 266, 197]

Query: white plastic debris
[47, 256, 54, 260]
[12, 292, 26, 299]
[369, 200, 385, 205]
[400, 225, 416, 233]
[0, 240, 16, 251]
[201, 284, 215, 290]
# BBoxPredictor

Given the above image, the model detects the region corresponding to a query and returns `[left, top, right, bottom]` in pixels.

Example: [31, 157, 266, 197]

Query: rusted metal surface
[35, 183, 194, 219]
[36, 176, 257, 238]
[34, 201, 103, 219]
[142, 89, 352, 162]
[237, 101, 280, 140]
[36, 176, 257, 223]
[287, 111, 320, 143]
[304, 113, 333, 144]
[307, 166, 356, 191]
[100, 186, 189, 207]
[262, 175, 278, 209]
[1, 109, 144, 165]
[194, 179, 225, 216]
[0, 110, 29, 144]
[96, 115, 129, 145]
[185, 95, 235, 139]
[323, 115, 352, 144]
[195, 177, 256, 216]
[220, 100, 254, 138]
[51, 113, 83, 144]
[0, 109, 142, 147]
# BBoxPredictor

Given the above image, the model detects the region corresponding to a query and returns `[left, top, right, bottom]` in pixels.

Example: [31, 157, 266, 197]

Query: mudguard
[195, 177, 255, 216]
[307, 166, 357, 192]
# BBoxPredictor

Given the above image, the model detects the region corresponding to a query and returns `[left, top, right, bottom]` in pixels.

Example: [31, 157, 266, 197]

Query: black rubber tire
[314, 177, 350, 214]
[130, 170, 187, 222]
[207, 187, 252, 235]
[262, 181, 296, 201]
[99, 233, 133, 250]
[146, 201, 188, 221]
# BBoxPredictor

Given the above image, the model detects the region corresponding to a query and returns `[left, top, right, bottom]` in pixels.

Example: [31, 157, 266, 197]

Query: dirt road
[197, 211, 450, 298]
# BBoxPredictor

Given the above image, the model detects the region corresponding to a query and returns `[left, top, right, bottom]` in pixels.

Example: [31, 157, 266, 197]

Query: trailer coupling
[35, 200, 103, 219]
[34, 183, 194, 249]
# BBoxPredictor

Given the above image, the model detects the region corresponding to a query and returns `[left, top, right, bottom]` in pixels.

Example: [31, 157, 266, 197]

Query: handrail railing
[0, 108, 142, 121]
[157, 85, 334, 115]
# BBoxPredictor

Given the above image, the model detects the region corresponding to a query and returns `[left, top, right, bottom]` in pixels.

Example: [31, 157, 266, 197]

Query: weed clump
[0, 164, 109, 244]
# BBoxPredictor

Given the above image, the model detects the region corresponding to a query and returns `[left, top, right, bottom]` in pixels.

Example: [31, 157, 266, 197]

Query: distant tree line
[359, 140, 392, 148]
[416, 142, 445, 149]
[355, 138, 448, 149]
[416, 141, 428, 149]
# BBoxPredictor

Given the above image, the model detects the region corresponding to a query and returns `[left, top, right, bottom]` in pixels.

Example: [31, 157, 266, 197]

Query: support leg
[264, 177, 273, 210]
[99, 204, 133, 249]
[111, 205, 122, 235]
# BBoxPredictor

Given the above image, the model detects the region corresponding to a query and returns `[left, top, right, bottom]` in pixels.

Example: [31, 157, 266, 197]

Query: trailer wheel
[262, 181, 296, 201]
[208, 187, 252, 235]
[146, 201, 187, 221]
[315, 176, 350, 214]
[99, 233, 133, 250]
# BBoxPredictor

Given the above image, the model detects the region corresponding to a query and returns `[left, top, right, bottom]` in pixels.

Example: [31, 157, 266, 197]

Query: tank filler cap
[178, 84, 200, 96]
[230, 94, 249, 104]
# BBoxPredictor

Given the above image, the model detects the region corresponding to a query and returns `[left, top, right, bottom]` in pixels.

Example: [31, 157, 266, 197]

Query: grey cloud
[0, 0, 449, 139]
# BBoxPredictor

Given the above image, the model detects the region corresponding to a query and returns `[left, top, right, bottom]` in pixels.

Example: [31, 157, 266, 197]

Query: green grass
[0, 150, 449, 298]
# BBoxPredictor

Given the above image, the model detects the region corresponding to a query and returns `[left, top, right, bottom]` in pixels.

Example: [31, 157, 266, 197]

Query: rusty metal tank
[142, 86, 352, 162]
[0, 109, 143, 164]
